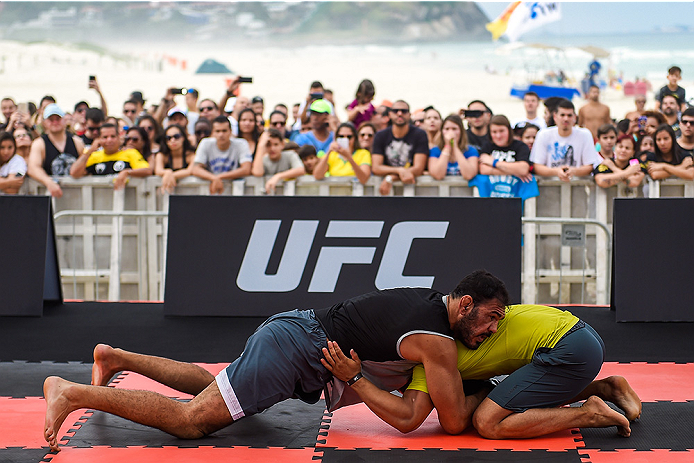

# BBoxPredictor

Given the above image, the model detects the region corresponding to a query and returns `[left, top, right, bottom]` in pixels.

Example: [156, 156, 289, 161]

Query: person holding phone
[594, 134, 646, 189]
[0, 131, 27, 194]
[293, 81, 335, 132]
[313, 122, 371, 185]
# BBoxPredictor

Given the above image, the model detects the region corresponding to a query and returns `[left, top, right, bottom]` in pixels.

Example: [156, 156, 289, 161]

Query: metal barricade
[53, 209, 168, 301]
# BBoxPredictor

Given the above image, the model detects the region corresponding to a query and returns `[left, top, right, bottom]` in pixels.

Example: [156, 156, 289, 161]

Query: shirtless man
[44, 270, 509, 452]
[322, 304, 641, 438]
[624, 95, 647, 123]
[578, 85, 611, 140]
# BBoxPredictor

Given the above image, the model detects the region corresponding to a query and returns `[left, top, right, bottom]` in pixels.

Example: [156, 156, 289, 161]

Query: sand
[0, 39, 662, 124]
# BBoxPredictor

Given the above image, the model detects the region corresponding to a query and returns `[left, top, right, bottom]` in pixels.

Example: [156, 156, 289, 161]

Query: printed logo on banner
[236, 220, 449, 292]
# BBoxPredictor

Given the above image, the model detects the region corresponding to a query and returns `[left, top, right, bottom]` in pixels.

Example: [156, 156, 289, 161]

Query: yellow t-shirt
[407, 304, 579, 394]
[85, 148, 149, 175]
[325, 149, 371, 177]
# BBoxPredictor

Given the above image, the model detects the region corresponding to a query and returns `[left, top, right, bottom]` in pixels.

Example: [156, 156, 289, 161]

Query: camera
[238, 77, 253, 84]
[310, 92, 324, 100]
[171, 88, 188, 95]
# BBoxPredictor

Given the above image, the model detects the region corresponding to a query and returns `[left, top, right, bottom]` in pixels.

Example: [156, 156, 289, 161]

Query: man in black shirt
[464, 100, 492, 152]
[44, 271, 509, 451]
[371, 99, 429, 195]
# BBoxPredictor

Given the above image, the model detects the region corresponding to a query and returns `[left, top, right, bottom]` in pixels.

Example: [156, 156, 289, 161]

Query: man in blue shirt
[293, 99, 334, 157]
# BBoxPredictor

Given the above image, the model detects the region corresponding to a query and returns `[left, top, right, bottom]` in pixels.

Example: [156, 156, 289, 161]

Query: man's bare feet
[43, 376, 79, 452]
[603, 375, 642, 421]
[92, 344, 122, 386]
[583, 395, 631, 437]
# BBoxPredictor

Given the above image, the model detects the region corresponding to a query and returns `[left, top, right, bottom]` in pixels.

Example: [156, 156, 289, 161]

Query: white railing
[18, 175, 693, 303]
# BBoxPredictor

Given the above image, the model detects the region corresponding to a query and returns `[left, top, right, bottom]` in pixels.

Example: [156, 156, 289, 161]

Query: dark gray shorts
[215, 309, 329, 420]
[487, 321, 605, 413]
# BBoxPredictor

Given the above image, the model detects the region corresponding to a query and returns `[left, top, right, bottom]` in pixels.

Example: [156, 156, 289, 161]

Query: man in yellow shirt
[70, 123, 151, 189]
[322, 304, 641, 438]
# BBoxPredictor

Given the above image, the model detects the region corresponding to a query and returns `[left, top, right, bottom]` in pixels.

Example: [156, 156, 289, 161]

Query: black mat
[0, 361, 91, 397]
[62, 398, 327, 449]
[321, 449, 585, 462]
[579, 401, 694, 451]
[0, 448, 49, 463]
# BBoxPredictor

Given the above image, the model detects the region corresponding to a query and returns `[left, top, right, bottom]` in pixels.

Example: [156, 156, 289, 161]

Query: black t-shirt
[313, 288, 452, 363]
[645, 148, 692, 166]
[656, 85, 686, 103]
[479, 139, 531, 163]
[41, 132, 79, 176]
[677, 140, 694, 159]
[372, 125, 429, 167]
[467, 128, 490, 152]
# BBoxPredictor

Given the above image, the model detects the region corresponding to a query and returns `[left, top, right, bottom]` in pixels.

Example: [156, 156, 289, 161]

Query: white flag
[504, 2, 561, 42]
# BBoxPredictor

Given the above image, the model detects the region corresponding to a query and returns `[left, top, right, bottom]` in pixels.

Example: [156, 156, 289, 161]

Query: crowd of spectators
[1, 66, 692, 197]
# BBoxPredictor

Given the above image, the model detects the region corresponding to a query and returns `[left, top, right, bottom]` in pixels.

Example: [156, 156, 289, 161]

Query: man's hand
[557, 166, 571, 182]
[379, 177, 393, 196]
[46, 180, 63, 198]
[399, 167, 415, 184]
[209, 176, 224, 195]
[113, 170, 129, 190]
[321, 340, 362, 382]
[265, 174, 281, 193]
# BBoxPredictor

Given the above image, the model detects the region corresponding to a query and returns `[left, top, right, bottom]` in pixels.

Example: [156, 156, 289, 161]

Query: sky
[475, 1, 694, 36]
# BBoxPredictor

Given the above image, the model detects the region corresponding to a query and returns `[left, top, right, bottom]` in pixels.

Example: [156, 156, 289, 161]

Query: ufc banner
[164, 196, 521, 316]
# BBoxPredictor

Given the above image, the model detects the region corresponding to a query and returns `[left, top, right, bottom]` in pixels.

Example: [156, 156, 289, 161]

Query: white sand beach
[0, 39, 684, 123]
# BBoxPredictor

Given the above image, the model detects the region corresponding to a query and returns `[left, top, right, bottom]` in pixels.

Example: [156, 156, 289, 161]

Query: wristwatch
[346, 372, 363, 386]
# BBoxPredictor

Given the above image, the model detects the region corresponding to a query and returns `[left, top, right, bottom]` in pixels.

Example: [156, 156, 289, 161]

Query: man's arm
[27, 138, 61, 197]
[218, 161, 251, 180]
[321, 341, 435, 433]
[399, 333, 482, 434]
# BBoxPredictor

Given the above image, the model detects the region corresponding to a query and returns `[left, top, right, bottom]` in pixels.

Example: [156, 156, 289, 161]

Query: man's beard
[452, 305, 492, 350]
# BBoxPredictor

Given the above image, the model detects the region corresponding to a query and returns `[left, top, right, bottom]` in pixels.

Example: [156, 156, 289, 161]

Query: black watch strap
[346, 372, 363, 386]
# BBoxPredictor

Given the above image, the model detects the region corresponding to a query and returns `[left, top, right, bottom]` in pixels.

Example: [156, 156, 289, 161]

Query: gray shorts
[215, 309, 329, 420]
[487, 321, 605, 413]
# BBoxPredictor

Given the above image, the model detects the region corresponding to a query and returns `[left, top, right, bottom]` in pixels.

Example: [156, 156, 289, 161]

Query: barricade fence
[18, 175, 694, 304]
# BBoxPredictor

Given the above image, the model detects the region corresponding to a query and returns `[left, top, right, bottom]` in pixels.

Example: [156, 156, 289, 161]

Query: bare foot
[603, 375, 642, 421]
[92, 344, 122, 386]
[44, 376, 78, 452]
[583, 395, 631, 437]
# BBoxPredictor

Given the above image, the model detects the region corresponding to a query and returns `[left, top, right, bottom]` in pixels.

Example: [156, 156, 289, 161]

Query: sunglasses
[359, 133, 374, 138]
[123, 109, 136, 114]
[338, 134, 354, 139]
[271, 121, 285, 127]
[681, 120, 694, 126]
[199, 106, 215, 112]
[464, 110, 485, 118]
[392, 108, 409, 114]
[86, 126, 101, 132]
[166, 133, 183, 141]
[125, 137, 142, 143]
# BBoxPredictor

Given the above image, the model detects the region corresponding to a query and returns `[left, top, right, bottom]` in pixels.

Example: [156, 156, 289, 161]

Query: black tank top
[314, 288, 452, 362]
[164, 152, 190, 171]
[42, 132, 78, 176]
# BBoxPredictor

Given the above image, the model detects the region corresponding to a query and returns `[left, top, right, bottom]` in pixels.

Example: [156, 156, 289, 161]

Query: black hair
[668, 66, 682, 76]
[597, 124, 617, 138]
[450, 270, 509, 307]
[125, 126, 151, 158]
[160, 124, 193, 158]
[266, 128, 284, 141]
[298, 144, 317, 160]
[237, 108, 260, 142]
[467, 100, 492, 115]
[85, 107, 105, 124]
[0, 131, 17, 159]
[212, 115, 231, 128]
[269, 110, 287, 123]
[653, 123, 683, 164]
[554, 98, 575, 113]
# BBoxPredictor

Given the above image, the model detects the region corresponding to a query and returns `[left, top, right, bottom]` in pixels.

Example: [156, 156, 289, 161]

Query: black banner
[164, 196, 522, 316]
[0, 196, 62, 316]
[612, 198, 694, 321]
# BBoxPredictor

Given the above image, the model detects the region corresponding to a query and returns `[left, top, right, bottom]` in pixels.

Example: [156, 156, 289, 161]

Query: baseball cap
[309, 99, 332, 115]
[251, 96, 264, 104]
[167, 106, 188, 118]
[43, 103, 65, 119]
[130, 91, 145, 104]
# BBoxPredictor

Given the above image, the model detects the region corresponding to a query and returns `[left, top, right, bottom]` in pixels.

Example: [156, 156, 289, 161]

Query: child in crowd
[656, 66, 686, 112]
[596, 124, 618, 160]
[298, 145, 318, 175]
[0, 131, 27, 194]
[594, 134, 645, 189]
[520, 123, 539, 151]
[252, 129, 305, 193]
[636, 134, 655, 162]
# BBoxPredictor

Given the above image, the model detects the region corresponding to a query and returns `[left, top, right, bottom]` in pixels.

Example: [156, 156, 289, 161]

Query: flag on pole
[486, 2, 562, 42]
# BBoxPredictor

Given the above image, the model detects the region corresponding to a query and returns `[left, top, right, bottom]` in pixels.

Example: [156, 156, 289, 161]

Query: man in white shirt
[192, 116, 252, 194]
[530, 99, 601, 182]
[513, 92, 546, 130]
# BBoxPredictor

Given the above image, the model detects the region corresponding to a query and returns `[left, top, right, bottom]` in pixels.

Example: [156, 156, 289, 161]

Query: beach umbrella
[195, 59, 233, 74]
